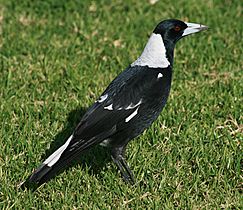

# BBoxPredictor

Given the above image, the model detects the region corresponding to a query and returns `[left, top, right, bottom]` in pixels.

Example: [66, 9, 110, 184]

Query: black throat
[163, 40, 175, 68]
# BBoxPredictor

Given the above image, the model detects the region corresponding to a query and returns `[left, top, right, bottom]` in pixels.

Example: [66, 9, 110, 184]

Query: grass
[0, 0, 242, 209]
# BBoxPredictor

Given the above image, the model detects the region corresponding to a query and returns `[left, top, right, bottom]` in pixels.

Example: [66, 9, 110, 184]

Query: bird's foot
[111, 148, 135, 184]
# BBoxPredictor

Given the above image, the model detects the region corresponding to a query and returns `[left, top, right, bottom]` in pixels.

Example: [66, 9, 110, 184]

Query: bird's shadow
[40, 106, 111, 182]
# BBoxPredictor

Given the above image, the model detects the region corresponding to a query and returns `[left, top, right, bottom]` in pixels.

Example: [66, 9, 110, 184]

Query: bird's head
[131, 19, 208, 68]
[154, 19, 208, 45]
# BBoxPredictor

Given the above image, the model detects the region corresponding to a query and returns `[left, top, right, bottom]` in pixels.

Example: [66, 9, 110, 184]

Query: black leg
[111, 146, 135, 184]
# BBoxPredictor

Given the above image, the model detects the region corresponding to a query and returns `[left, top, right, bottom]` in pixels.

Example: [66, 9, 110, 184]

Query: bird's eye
[174, 26, 181, 32]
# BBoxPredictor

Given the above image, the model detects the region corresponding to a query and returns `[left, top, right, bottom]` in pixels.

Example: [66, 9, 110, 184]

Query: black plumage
[22, 19, 208, 188]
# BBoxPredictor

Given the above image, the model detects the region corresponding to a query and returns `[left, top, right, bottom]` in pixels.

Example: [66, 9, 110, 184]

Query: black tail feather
[20, 164, 52, 190]
[21, 126, 116, 190]
[21, 139, 104, 189]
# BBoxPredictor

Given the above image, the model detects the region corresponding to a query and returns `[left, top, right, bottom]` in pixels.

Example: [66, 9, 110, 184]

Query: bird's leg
[111, 146, 135, 184]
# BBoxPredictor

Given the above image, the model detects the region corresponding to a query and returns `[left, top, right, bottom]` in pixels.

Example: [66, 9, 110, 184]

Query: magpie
[22, 19, 208, 188]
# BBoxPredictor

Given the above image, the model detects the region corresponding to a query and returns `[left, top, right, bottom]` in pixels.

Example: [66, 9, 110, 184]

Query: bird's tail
[21, 134, 95, 189]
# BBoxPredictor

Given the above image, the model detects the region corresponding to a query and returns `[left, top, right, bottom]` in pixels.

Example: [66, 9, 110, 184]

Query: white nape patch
[104, 104, 113, 110]
[99, 139, 111, 147]
[125, 107, 139, 123]
[125, 99, 142, 110]
[131, 33, 170, 68]
[157, 73, 163, 78]
[97, 94, 108, 103]
[43, 135, 73, 167]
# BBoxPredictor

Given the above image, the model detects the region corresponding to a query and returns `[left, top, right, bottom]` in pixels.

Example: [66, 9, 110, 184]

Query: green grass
[0, 0, 242, 209]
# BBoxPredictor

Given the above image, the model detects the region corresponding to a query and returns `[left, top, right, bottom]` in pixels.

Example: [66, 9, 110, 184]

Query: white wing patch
[97, 94, 108, 103]
[131, 33, 170, 68]
[99, 139, 111, 147]
[104, 104, 113, 110]
[157, 73, 163, 78]
[43, 135, 73, 167]
[103, 99, 142, 114]
[125, 99, 142, 110]
[125, 107, 139, 122]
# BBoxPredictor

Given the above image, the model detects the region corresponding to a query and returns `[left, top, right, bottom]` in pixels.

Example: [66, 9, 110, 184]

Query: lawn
[0, 0, 242, 209]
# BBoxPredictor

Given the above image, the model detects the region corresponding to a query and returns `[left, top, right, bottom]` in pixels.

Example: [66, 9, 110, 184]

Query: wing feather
[71, 66, 168, 145]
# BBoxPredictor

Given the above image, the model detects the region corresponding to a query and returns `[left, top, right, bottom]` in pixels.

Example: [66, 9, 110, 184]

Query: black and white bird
[23, 19, 208, 188]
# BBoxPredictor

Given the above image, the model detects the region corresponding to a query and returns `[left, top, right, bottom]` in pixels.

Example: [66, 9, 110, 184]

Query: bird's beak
[182, 22, 208, 37]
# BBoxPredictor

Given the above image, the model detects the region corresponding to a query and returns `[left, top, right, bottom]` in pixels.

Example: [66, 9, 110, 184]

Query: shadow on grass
[25, 107, 112, 190]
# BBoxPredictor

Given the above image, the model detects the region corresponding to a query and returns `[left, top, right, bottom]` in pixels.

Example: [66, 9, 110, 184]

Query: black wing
[73, 65, 172, 142]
